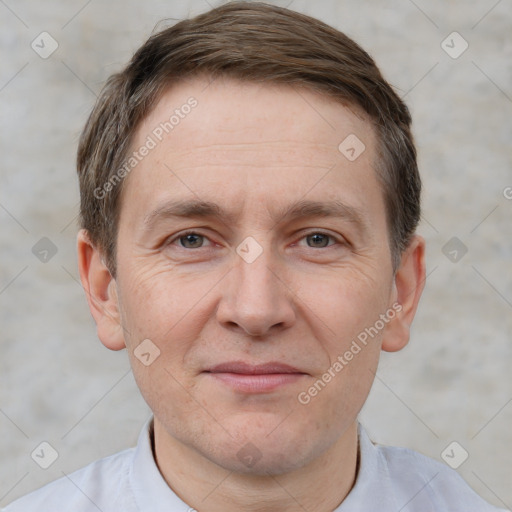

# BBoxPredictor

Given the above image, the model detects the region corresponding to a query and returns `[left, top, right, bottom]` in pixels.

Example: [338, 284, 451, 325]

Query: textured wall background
[1, 0, 511, 508]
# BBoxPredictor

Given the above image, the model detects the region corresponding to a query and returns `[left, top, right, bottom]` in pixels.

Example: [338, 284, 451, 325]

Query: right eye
[166, 230, 214, 249]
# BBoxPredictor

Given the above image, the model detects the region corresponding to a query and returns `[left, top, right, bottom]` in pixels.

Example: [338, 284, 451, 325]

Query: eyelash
[165, 229, 344, 250]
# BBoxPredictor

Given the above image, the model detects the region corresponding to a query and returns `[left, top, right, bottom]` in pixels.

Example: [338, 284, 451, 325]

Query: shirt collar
[129, 416, 191, 511]
[129, 417, 394, 511]
[335, 423, 397, 510]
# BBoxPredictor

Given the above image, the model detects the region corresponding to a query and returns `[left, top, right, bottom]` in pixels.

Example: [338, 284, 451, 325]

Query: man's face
[109, 77, 404, 474]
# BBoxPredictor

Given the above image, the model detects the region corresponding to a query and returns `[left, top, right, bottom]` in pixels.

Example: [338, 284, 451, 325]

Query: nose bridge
[217, 237, 295, 336]
[236, 243, 278, 301]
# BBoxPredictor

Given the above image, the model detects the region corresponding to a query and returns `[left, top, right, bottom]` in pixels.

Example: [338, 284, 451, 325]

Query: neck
[152, 419, 359, 512]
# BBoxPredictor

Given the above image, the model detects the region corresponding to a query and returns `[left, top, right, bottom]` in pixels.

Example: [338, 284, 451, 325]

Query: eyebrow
[143, 198, 369, 233]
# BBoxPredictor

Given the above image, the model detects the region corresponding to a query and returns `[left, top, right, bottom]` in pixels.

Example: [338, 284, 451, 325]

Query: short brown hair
[77, 1, 420, 275]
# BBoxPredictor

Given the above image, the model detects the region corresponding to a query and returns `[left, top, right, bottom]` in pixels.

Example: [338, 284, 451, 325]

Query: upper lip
[205, 361, 305, 374]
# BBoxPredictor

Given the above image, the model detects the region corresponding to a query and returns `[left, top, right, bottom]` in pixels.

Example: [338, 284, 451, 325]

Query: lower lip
[206, 372, 305, 393]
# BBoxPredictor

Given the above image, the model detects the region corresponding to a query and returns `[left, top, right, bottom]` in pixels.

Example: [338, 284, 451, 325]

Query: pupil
[183, 234, 202, 247]
[309, 233, 327, 247]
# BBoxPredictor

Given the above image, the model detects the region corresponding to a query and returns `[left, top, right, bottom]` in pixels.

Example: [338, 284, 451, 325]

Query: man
[4, 2, 506, 511]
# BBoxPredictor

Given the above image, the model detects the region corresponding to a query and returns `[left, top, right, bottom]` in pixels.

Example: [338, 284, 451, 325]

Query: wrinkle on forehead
[159, 140, 341, 173]
[119, 77, 382, 234]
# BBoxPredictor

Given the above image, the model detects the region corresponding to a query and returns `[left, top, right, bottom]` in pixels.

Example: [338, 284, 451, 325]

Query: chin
[215, 441, 317, 476]
[206, 419, 333, 476]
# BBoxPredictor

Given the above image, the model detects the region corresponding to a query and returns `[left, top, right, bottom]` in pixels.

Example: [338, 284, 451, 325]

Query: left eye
[299, 232, 337, 248]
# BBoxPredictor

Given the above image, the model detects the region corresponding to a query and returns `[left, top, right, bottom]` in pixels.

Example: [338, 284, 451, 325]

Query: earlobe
[77, 229, 126, 351]
[381, 235, 426, 353]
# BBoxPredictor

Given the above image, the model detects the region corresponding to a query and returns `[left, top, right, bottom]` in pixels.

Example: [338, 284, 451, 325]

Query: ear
[77, 229, 126, 351]
[381, 234, 426, 352]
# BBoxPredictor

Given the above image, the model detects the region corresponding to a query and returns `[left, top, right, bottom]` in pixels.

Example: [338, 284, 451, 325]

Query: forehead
[120, 77, 383, 228]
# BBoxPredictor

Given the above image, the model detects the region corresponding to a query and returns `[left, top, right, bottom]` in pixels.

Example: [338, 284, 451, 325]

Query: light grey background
[1, 0, 511, 508]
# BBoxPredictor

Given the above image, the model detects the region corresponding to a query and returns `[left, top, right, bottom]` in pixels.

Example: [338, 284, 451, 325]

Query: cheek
[116, 266, 212, 425]
[117, 263, 213, 347]
[296, 267, 389, 346]
[294, 268, 388, 415]
[297, 327, 382, 432]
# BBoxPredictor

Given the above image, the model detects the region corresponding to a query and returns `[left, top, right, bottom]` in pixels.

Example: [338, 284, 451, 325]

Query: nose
[216, 243, 296, 337]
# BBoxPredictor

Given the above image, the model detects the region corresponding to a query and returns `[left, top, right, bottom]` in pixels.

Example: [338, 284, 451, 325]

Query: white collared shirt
[3, 418, 507, 511]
